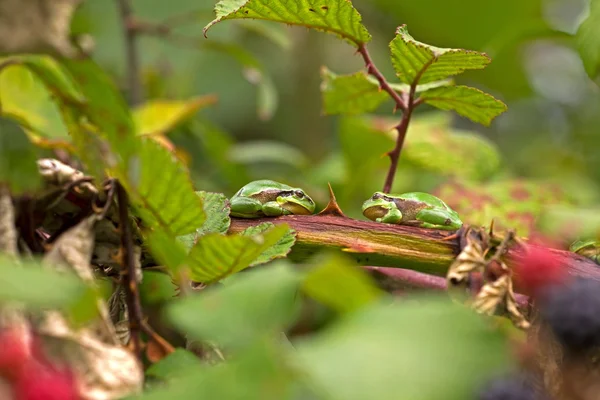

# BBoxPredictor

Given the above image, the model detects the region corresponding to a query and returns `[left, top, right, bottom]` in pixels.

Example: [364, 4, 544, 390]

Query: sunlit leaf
[187, 224, 291, 283]
[204, 0, 372, 46]
[302, 253, 383, 313]
[419, 85, 507, 126]
[121, 137, 206, 236]
[168, 263, 302, 348]
[177, 191, 231, 251]
[389, 25, 490, 85]
[295, 296, 512, 400]
[0, 256, 94, 310]
[576, 0, 600, 82]
[133, 96, 217, 136]
[228, 140, 309, 169]
[0, 118, 42, 194]
[0, 64, 69, 139]
[241, 222, 297, 266]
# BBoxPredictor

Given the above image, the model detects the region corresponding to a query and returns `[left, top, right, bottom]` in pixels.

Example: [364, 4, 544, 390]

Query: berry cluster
[0, 327, 79, 400]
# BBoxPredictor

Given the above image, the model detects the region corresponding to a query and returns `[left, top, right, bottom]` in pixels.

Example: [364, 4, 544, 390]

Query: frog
[230, 180, 316, 218]
[570, 239, 600, 265]
[362, 191, 462, 230]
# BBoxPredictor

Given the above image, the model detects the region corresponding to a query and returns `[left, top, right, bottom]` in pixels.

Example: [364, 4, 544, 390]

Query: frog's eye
[294, 190, 304, 199]
[372, 193, 383, 200]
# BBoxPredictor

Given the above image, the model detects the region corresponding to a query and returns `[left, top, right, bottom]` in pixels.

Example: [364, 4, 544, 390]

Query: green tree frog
[230, 180, 316, 218]
[362, 191, 462, 230]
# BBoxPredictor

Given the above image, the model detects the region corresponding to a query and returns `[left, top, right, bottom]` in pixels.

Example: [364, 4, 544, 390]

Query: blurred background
[73, 0, 597, 241]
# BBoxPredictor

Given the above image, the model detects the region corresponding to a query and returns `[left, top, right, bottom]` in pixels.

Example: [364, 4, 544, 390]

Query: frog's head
[279, 188, 315, 215]
[362, 192, 400, 221]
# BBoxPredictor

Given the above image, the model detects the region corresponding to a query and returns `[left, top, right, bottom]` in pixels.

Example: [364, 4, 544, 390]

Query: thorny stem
[115, 0, 143, 105]
[357, 44, 420, 193]
[116, 182, 144, 358]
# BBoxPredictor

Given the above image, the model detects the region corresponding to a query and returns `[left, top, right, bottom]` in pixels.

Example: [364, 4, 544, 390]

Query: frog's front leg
[377, 208, 403, 224]
[416, 208, 462, 230]
[230, 196, 263, 218]
[261, 200, 290, 217]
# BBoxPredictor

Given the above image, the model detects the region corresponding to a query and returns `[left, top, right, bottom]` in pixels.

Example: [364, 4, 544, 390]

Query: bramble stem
[115, 0, 143, 105]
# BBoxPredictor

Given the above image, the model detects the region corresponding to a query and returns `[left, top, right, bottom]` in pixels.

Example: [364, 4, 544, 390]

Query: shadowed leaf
[576, 0, 600, 82]
[241, 222, 297, 266]
[0, 118, 42, 194]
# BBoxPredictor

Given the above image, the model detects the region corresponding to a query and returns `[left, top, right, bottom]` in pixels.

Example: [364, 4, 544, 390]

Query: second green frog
[362, 192, 462, 230]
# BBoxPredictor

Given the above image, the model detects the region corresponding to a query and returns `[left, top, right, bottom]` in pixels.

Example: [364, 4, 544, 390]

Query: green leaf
[0, 256, 94, 310]
[1, 56, 85, 104]
[389, 25, 490, 85]
[419, 85, 507, 126]
[145, 230, 188, 272]
[145, 348, 202, 381]
[204, 0, 372, 46]
[0, 118, 42, 194]
[186, 223, 291, 283]
[576, 0, 600, 82]
[241, 222, 297, 266]
[61, 59, 138, 166]
[228, 140, 309, 169]
[0, 64, 69, 139]
[295, 296, 512, 400]
[403, 116, 502, 181]
[320, 67, 451, 115]
[140, 271, 177, 304]
[202, 41, 277, 121]
[320, 68, 389, 115]
[302, 253, 383, 313]
[237, 20, 292, 50]
[121, 137, 206, 236]
[167, 262, 302, 348]
[133, 96, 217, 136]
[177, 191, 231, 251]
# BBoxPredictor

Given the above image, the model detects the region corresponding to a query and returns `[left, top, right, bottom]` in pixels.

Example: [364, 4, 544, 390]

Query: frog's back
[399, 192, 450, 209]
[236, 180, 293, 196]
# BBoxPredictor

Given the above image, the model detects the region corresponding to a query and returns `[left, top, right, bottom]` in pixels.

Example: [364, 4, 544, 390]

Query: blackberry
[477, 374, 547, 400]
[539, 278, 600, 353]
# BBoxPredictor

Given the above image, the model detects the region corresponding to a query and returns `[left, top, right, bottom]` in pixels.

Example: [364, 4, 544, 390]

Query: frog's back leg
[230, 196, 263, 218]
[415, 208, 462, 230]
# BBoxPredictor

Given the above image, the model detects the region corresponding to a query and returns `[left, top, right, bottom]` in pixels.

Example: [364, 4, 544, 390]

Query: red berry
[0, 328, 32, 381]
[14, 362, 79, 400]
[512, 245, 567, 298]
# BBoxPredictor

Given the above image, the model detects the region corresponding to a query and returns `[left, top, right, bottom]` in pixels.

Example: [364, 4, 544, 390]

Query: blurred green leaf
[302, 253, 383, 313]
[145, 348, 202, 381]
[202, 41, 277, 120]
[204, 0, 372, 46]
[229, 140, 309, 169]
[0, 256, 94, 310]
[295, 296, 511, 400]
[62, 59, 138, 166]
[122, 137, 206, 236]
[140, 271, 177, 304]
[138, 340, 296, 400]
[241, 222, 297, 266]
[389, 25, 490, 85]
[403, 121, 502, 181]
[187, 223, 292, 283]
[419, 85, 507, 126]
[0, 118, 42, 194]
[133, 96, 217, 136]
[0, 56, 85, 104]
[168, 262, 302, 348]
[237, 20, 292, 50]
[145, 230, 188, 272]
[576, 0, 600, 82]
[0, 64, 69, 139]
[320, 68, 389, 115]
[537, 205, 600, 241]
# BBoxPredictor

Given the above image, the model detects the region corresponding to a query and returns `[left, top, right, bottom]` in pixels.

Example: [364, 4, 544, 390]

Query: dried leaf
[0, 186, 17, 256]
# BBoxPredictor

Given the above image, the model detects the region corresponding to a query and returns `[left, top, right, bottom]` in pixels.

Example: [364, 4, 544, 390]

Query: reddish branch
[115, 0, 143, 105]
[356, 44, 419, 193]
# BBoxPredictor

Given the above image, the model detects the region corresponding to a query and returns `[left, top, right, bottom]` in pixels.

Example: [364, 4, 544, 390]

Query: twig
[116, 181, 144, 357]
[357, 44, 421, 193]
[115, 0, 143, 105]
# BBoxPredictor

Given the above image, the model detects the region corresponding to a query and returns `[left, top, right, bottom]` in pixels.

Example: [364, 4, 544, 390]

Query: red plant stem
[364, 266, 530, 308]
[115, 0, 143, 105]
[357, 44, 406, 111]
[382, 107, 413, 193]
[116, 182, 144, 357]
